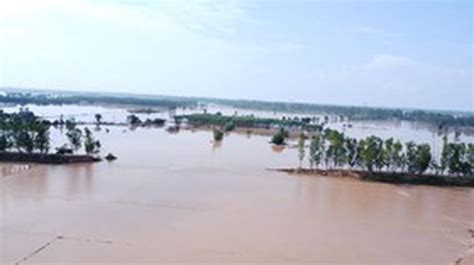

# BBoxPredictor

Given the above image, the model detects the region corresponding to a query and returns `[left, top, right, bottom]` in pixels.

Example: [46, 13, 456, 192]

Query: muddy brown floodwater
[1, 127, 474, 264]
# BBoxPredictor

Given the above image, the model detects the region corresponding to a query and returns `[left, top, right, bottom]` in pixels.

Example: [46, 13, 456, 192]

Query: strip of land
[273, 168, 474, 187]
[0, 152, 100, 164]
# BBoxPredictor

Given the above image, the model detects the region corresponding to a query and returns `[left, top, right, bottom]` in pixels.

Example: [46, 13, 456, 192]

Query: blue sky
[0, 0, 472, 111]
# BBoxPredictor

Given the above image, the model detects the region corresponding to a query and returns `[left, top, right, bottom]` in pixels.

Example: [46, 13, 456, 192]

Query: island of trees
[277, 128, 474, 187]
[0, 110, 105, 164]
[178, 112, 322, 131]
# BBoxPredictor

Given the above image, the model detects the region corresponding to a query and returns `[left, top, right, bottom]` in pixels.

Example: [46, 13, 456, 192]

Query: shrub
[271, 128, 287, 145]
[213, 129, 224, 141]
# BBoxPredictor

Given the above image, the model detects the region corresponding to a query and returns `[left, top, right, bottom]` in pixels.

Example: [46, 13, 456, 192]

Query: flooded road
[1, 127, 474, 264]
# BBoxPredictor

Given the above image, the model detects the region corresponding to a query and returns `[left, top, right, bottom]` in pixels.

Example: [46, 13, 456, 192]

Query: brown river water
[1, 123, 474, 264]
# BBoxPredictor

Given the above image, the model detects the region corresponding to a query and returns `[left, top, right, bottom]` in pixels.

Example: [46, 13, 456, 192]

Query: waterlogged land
[2, 89, 474, 129]
[1, 104, 474, 264]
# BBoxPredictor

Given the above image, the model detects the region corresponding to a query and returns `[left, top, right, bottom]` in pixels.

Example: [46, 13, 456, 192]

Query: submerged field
[1, 104, 474, 264]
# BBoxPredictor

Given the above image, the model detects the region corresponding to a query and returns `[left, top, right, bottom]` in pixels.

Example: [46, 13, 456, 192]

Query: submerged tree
[292, 125, 472, 178]
[95, 113, 102, 125]
[223, 121, 236, 132]
[127, 114, 141, 126]
[65, 119, 83, 153]
[358, 136, 383, 172]
[324, 129, 346, 169]
[213, 129, 224, 142]
[309, 133, 324, 169]
[466, 144, 474, 175]
[441, 139, 469, 176]
[440, 135, 449, 174]
[392, 140, 405, 173]
[84, 127, 101, 154]
[15, 130, 34, 153]
[344, 137, 358, 168]
[271, 128, 288, 145]
[297, 133, 305, 168]
[405, 141, 432, 175]
[0, 111, 52, 154]
[34, 123, 50, 154]
[0, 132, 10, 151]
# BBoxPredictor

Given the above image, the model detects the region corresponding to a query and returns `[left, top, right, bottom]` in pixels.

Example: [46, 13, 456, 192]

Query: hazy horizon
[1, 0, 472, 111]
[3, 85, 473, 115]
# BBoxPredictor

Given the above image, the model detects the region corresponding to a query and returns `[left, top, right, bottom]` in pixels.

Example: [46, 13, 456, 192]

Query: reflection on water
[271, 145, 285, 153]
[1, 105, 474, 264]
[0, 163, 30, 178]
[211, 140, 222, 152]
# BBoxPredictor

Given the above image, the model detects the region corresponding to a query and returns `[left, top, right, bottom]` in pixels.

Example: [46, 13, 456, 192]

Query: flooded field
[1, 105, 474, 264]
[3, 104, 473, 145]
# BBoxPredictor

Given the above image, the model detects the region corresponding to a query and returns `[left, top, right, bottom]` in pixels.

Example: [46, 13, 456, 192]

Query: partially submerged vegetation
[0, 93, 472, 181]
[0, 110, 105, 164]
[177, 112, 322, 131]
[213, 129, 224, 142]
[1, 89, 473, 129]
[105, 153, 117, 161]
[280, 127, 474, 186]
[127, 114, 166, 127]
[0, 110, 50, 154]
[271, 128, 289, 145]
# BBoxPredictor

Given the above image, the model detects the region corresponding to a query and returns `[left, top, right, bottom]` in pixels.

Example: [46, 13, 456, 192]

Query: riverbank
[273, 168, 474, 187]
[0, 152, 101, 164]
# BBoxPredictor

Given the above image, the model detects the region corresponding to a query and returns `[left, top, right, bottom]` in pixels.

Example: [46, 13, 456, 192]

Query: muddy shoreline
[273, 168, 474, 187]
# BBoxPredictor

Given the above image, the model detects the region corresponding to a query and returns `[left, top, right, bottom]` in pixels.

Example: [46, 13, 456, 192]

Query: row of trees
[0, 117, 50, 154]
[0, 111, 100, 155]
[295, 128, 473, 177]
[179, 113, 322, 131]
[439, 136, 474, 176]
[0, 111, 50, 153]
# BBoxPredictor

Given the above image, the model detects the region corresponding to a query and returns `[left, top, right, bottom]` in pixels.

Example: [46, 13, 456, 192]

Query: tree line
[293, 128, 473, 177]
[0, 111, 100, 155]
[199, 98, 474, 128]
[179, 113, 322, 131]
[0, 112, 50, 154]
[0, 91, 197, 110]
